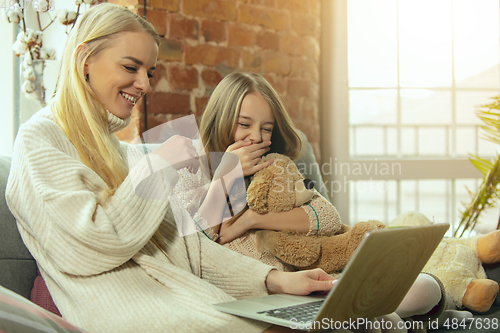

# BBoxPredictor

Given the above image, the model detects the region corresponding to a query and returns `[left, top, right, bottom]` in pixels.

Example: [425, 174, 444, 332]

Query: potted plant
[456, 95, 500, 237]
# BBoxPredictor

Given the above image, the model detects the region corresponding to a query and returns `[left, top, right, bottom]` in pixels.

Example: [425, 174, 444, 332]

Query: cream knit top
[6, 107, 274, 333]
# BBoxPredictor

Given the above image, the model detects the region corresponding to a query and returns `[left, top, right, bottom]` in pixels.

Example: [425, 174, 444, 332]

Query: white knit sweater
[6, 107, 273, 333]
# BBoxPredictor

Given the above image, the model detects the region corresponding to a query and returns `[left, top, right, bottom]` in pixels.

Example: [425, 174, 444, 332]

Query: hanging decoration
[1, 0, 97, 106]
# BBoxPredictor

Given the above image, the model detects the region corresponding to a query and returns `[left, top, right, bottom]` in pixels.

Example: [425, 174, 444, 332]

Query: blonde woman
[6, 4, 342, 333]
[174, 72, 451, 333]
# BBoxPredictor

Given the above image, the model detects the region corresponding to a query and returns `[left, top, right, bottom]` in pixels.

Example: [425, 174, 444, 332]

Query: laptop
[213, 223, 449, 332]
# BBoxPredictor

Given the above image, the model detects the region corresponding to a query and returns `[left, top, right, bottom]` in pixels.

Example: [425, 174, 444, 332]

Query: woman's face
[85, 31, 158, 119]
[233, 92, 275, 144]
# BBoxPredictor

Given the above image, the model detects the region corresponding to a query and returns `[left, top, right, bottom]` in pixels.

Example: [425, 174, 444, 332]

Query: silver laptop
[213, 223, 449, 332]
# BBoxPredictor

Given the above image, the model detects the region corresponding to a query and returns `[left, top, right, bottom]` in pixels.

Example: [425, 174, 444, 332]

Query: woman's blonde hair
[199, 72, 303, 160]
[51, 3, 160, 197]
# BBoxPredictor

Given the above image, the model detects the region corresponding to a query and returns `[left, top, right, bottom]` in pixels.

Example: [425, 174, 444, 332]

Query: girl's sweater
[174, 156, 343, 271]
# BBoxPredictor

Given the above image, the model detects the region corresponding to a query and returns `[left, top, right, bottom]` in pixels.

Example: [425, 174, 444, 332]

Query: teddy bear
[390, 211, 500, 313]
[246, 153, 386, 273]
[246, 153, 316, 213]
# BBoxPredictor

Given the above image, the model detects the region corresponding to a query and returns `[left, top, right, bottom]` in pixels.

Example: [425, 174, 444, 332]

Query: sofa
[2, 144, 500, 332]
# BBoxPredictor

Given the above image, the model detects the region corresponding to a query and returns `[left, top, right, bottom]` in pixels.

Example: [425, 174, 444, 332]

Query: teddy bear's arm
[255, 230, 321, 267]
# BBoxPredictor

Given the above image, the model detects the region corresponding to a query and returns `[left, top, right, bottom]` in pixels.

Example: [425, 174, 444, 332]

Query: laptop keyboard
[257, 300, 324, 322]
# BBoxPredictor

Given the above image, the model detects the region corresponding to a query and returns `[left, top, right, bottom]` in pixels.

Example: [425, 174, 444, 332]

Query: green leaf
[457, 94, 500, 236]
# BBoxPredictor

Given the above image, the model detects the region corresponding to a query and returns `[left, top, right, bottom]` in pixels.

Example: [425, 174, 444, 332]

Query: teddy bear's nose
[303, 179, 315, 190]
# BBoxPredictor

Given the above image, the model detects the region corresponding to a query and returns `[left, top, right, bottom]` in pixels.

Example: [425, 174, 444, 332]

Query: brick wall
[111, 0, 322, 160]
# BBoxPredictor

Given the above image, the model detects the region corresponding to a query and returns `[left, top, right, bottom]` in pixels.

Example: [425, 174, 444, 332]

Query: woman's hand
[218, 209, 262, 244]
[151, 135, 200, 173]
[226, 140, 273, 176]
[265, 269, 336, 295]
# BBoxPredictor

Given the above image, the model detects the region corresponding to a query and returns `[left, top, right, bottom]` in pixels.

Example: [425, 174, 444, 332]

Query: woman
[174, 72, 449, 332]
[5, 4, 338, 333]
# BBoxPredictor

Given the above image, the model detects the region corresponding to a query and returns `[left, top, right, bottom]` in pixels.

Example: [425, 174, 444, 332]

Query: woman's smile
[85, 31, 158, 119]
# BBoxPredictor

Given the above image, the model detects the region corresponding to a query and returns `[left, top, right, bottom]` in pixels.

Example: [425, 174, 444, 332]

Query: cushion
[0, 285, 85, 333]
[31, 271, 61, 317]
[484, 262, 500, 306]
[0, 155, 38, 298]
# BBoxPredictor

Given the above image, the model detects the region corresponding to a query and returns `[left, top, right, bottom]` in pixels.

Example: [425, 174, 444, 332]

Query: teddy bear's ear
[247, 168, 274, 214]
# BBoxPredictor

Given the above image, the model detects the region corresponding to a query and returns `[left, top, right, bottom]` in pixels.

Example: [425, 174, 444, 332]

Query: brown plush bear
[255, 221, 386, 272]
[246, 153, 386, 273]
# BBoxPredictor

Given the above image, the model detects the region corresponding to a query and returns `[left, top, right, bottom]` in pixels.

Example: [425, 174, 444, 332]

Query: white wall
[0, 19, 15, 157]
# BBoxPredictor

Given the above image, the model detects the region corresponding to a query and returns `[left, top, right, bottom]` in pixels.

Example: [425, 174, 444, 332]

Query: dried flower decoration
[2, 0, 94, 106]
[57, 9, 77, 25]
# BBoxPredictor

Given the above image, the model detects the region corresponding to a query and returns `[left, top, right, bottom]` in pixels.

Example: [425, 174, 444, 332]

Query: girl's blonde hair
[51, 3, 160, 197]
[199, 72, 303, 160]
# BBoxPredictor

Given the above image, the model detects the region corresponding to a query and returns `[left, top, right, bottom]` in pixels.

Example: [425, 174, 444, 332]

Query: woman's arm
[265, 269, 336, 295]
[6, 120, 182, 276]
[197, 229, 335, 299]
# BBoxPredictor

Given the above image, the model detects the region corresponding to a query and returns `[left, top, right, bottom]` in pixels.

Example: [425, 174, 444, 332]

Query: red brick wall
[111, 0, 322, 160]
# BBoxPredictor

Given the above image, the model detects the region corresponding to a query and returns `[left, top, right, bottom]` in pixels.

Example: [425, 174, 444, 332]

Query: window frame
[320, 0, 483, 227]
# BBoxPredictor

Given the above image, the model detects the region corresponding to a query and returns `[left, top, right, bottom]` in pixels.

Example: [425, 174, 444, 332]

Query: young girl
[173, 72, 342, 271]
[174, 72, 449, 332]
[5, 5, 341, 333]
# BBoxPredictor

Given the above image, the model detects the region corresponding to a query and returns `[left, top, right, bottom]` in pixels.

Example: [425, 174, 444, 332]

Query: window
[1, 3, 92, 157]
[321, 0, 500, 234]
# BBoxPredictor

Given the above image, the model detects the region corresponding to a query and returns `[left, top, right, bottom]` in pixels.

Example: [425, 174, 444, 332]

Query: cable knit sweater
[173, 160, 343, 272]
[5, 107, 274, 333]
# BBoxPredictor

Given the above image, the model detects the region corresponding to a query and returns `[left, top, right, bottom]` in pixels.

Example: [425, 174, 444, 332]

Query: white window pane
[387, 181, 398, 222]
[456, 91, 498, 125]
[401, 127, 416, 156]
[349, 126, 355, 157]
[418, 127, 447, 156]
[478, 135, 500, 158]
[454, 0, 500, 88]
[349, 180, 388, 223]
[352, 127, 385, 156]
[387, 127, 398, 156]
[474, 206, 500, 234]
[401, 89, 452, 124]
[418, 180, 448, 223]
[400, 180, 417, 212]
[349, 90, 397, 125]
[455, 127, 477, 157]
[347, 0, 397, 87]
[399, 0, 452, 87]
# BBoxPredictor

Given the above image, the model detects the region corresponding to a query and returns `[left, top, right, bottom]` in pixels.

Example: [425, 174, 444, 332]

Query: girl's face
[85, 31, 158, 119]
[233, 92, 275, 144]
